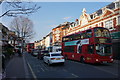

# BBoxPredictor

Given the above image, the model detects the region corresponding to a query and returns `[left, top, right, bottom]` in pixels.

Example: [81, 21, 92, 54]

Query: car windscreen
[51, 54, 61, 56]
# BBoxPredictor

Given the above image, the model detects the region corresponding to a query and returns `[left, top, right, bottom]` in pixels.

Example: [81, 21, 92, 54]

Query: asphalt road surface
[25, 53, 119, 79]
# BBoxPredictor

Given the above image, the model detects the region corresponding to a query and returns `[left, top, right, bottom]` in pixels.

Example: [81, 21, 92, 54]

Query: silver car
[43, 52, 65, 66]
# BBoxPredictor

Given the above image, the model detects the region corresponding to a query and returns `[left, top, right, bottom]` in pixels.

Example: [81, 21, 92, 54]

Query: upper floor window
[118, 16, 120, 25]
[116, 2, 120, 8]
[105, 19, 113, 30]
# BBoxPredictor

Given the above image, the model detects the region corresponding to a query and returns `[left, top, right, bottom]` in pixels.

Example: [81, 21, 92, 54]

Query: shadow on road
[88, 63, 112, 66]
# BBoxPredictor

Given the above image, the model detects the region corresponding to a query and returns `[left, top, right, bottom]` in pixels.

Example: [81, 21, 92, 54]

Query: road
[25, 53, 119, 79]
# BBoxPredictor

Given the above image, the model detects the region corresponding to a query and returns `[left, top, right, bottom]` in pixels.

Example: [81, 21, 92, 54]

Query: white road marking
[41, 68, 45, 72]
[39, 61, 49, 71]
[71, 73, 79, 78]
[27, 62, 37, 80]
[23, 54, 30, 78]
[69, 60, 118, 76]
[63, 69, 79, 78]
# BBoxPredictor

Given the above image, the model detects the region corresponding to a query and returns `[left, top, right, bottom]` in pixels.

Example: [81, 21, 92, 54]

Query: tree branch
[0, 1, 41, 18]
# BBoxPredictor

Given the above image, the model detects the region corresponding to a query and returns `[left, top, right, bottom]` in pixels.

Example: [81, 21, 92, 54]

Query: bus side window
[73, 34, 81, 40]
[81, 33, 84, 39]
[81, 32, 87, 39]
[88, 45, 94, 54]
[62, 37, 70, 42]
[86, 30, 92, 38]
[64, 46, 74, 53]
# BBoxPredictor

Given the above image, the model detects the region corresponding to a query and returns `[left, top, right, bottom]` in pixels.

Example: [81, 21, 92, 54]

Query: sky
[0, 0, 116, 43]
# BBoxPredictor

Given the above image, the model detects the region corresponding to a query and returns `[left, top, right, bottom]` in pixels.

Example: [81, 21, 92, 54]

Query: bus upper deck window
[94, 28, 110, 37]
[86, 30, 92, 38]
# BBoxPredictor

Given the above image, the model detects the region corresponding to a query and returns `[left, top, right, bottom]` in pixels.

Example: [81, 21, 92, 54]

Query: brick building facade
[52, 22, 70, 46]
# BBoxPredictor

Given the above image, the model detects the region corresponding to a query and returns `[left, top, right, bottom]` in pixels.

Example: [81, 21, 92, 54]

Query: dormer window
[75, 21, 79, 26]
[70, 24, 73, 27]
[74, 23, 76, 27]
[90, 15, 93, 19]
[93, 13, 97, 18]
[96, 9, 102, 16]
[106, 3, 115, 10]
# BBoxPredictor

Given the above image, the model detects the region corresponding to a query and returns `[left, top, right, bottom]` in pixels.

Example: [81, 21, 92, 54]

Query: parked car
[37, 50, 49, 60]
[43, 52, 65, 65]
[31, 49, 39, 57]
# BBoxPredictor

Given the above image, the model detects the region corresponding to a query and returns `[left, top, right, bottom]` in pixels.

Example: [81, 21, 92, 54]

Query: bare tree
[10, 16, 35, 41]
[10, 16, 35, 52]
[0, 0, 41, 18]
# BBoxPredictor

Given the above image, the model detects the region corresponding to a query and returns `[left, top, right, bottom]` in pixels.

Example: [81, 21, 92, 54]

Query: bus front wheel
[80, 57, 85, 63]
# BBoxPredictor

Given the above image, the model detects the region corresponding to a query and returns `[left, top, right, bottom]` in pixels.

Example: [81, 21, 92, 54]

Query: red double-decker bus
[62, 27, 113, 63]
[26, 43, 34, 53]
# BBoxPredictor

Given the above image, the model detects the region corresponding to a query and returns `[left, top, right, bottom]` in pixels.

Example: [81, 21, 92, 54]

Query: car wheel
[48, 60, 51, 66]
[80, 57, 85, 63]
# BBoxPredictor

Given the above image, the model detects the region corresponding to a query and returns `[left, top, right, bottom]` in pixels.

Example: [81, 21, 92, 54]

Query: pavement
[1, 53, 33, 79]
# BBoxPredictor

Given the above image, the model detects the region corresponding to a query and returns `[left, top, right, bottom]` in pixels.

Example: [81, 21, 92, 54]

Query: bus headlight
[111, 59, 113, 61]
